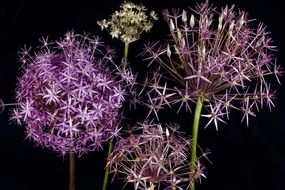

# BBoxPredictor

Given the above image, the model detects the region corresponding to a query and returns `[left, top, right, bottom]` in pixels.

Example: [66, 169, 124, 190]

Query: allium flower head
[108, 121, 206, 190]
[141, 1, 283, 129]
[11, 31, 125, 155]
[98, 1, 158, 44]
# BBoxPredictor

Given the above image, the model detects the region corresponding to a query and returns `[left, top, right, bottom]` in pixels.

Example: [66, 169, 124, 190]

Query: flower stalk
[124, 43, 129, 60]
[189, 97, 203, 190]
[122, 42, 130, 71]
[69, 152, 75, 190]
[102, 31, 130, 190]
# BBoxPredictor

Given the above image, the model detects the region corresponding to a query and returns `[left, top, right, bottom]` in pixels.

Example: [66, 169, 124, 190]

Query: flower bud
[205, 15, 209, 27]
[167, 44, 171, 58]
[218, 13, 223, 24]
[238, 13, 245, 26]
[198, 44, 206, 57]
[170, 19, 175, 31]
[218, 22, 223, 31]
[181, 38, 186, 48]
[182, 10, 187, 23]
[201, 44, 206, 57]
[177, 28, 182, 40]
[165, 127, 170, 137]
[218, 14, 223, 31]
[190, 14, 195, 28]
[158, 124, 163, 134]
[228, 20, 235, 35]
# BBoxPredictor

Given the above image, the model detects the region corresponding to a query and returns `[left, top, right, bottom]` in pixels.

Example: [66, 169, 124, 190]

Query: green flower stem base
[189, 97, 203, 190]
[69, 152, 75, 190]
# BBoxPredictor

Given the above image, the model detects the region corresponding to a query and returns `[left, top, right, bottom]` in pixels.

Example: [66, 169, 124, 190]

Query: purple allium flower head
[11, 31, 125, 155]
[140, 1, 283, 129]
[108, 121, 207, 190]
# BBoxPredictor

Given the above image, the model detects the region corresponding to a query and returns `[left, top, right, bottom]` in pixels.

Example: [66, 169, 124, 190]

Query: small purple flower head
[141, 1, 283, 129]
[108, 121, 206, 190]
[11, 31, 125, 155]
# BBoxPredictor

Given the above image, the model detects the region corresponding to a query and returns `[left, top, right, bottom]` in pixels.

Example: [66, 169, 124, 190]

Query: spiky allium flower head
[108, 121, 206, 190]
[140, 1, 283, 129]
[97, 1, 158, 44]
[11, 31, 125, 155]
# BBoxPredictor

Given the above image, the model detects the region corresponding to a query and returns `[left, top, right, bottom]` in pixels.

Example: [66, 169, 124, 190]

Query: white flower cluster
[98, 1, 158, 44]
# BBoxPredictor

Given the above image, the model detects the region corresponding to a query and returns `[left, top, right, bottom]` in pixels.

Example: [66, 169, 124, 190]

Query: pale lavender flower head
[141, 1, 283, 129]
[108, 121, 207, 190]
[11, 31, 125, 155]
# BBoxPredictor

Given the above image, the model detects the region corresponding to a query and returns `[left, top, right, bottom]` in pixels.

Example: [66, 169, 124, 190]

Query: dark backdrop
[0, 0, 284, 190]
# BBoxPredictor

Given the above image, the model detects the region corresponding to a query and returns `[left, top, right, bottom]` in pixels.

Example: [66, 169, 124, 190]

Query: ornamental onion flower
[97, 1, 158, 44]
[108, 121, 207, 190]
[11, 31, 125, 156]
[140, 1, 283, 190]
[98, 1, 158, 61]
[141, 0, 283, 129]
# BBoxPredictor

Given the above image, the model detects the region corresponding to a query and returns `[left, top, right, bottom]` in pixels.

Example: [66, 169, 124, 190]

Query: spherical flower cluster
[98, 1, 158, 44]
[108, 121, 206, 190]
[141, 1, 283, 129]
[11, 31, 125, 155]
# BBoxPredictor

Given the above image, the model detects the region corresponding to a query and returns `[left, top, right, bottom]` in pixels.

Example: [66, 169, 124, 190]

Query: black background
[0, 0, 284, 190]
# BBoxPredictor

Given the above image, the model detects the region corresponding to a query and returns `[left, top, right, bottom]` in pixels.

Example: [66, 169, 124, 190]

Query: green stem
[124, 42, 129, 59]
[189, 97, 203, 190]
[69, 152, 75, 190]
[102, 138, 113, 190]
[123, 42, 129, 71]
